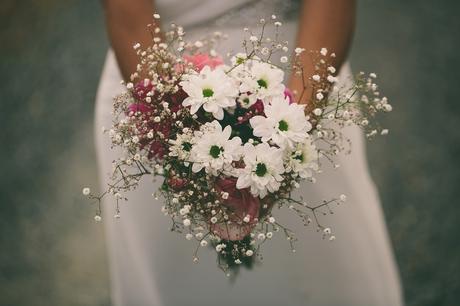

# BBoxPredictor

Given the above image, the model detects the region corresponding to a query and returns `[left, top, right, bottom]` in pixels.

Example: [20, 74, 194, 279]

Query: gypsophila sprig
[85, 13, 393, 277]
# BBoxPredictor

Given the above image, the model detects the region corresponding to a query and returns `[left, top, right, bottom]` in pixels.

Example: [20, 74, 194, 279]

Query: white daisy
[237, 92, 258, 108]
[285, 139, 318, 178]
[239, 61, 285, 103]
[180, 66, 238, 120]
[168, 132, 194, 161]
[190, 121, 242, 176]
[227, 53, 250, 80]
[230, 52, 248, 66]
[236, 142, 285, 198]
[250, 96, 312, 149]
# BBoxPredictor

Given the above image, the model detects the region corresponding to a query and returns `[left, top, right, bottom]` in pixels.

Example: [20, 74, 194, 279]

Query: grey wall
[352, 1, 460, 305]
[0, 0, 459, 305]
[0, 1, 110, 305]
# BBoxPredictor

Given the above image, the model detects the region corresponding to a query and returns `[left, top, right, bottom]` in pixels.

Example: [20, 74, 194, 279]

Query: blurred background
[1, 0, 459, 305]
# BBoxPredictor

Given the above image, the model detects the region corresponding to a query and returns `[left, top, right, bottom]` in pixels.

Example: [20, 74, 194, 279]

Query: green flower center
[182, 142, 192, 152]
[202, 88, 214, 98]
[257, 79, 268, 89]
[209, 145, 223, 158]
[293, 152, 304, 163]
[236, 57, 245, 65]
[255, 163, 268, 177]
[278, 119, 289, 131]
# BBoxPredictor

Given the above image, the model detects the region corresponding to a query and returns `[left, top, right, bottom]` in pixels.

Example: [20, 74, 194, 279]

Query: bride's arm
[103, 0, 155, 81]
[290, 0, 356, 107]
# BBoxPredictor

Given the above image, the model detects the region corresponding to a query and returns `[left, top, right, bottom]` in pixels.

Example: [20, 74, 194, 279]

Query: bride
[95, 0, 403, 305]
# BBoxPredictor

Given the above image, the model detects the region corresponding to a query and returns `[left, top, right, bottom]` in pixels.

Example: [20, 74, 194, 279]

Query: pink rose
[183, 53, 224, 72]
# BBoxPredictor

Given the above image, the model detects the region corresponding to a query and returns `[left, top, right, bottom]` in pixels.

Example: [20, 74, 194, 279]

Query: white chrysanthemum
[236, 142, 284, 198]
[190, 121, 242, 176]
[239, 61, 285, 103]
[227, 53, 250, 80]
[180, 66, 238, 120]
[230, 53, 248, 66]
[285, 140, 318, 178]
[237, 92, 258, 108]
[168, 132, 194, 161]
[250, 96, 312, 149]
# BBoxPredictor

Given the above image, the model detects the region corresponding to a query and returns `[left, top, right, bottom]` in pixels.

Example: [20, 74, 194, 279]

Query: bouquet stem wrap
[212, 178, 260, 241]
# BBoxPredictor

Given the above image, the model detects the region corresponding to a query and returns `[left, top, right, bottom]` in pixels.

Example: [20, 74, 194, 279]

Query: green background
[1, 1, 459, 305]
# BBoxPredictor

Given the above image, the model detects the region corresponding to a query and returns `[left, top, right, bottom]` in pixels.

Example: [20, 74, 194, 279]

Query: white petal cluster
[180, 66, 238, 120]
[190, 121, 242, 176]
[250, 96, 312, 149]
[236, 143, 284, 198]
[237, 92, 258, 109]
[230, 52, 248, 67]
[238, 61, 285, 103]
[168, 131, 194, 161]
[285, 139, 318, 179]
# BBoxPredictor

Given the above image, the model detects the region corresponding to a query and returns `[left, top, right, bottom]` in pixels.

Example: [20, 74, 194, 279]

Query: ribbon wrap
[211, 178, 260, 241]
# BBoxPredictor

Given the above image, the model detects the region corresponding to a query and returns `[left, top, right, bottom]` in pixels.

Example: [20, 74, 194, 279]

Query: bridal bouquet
[85, 14, 392, 274]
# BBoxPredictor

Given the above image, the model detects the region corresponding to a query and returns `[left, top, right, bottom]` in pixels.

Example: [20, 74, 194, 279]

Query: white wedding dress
[95, 1, 403, 305]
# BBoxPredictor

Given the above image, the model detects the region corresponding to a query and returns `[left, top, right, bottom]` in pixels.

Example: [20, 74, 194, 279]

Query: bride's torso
[121, 2, 319, 305]
[101, 1, 331, 305]
[95, 1, 402, 305]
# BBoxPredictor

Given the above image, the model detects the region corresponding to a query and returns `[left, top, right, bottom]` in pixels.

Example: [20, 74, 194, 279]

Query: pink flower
[145, 121, 171, 159]
[165, 89, 187, 113]
[210, 178, 260, 241]
[127, 102, 171, 160]
[236, 99, 265, 125]
[147, 141, 166, 160]
[284, 88, 294, 104]
[127, 103, 153, 115]
[251, 99, 265, 114]
[183, 53, 224, 72]
[132, 80, 154, 102]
